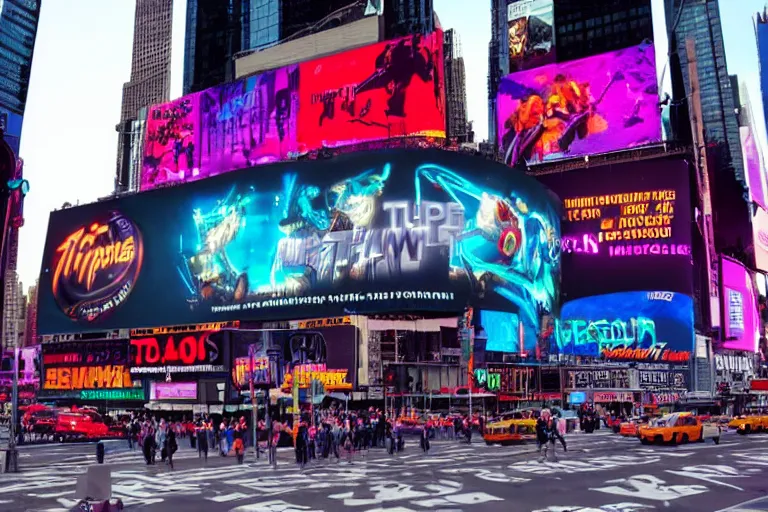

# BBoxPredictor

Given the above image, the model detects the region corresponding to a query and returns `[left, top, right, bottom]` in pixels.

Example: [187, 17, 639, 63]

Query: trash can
[96, 441, 105, 464]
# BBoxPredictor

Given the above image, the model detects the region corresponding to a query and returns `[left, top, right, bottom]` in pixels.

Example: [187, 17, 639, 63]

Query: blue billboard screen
[558, 291, 693, 363]
[38, 149, 561, 334]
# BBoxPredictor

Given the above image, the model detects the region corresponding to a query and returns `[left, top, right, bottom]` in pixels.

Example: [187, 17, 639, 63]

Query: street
[2, 430, 768, 511]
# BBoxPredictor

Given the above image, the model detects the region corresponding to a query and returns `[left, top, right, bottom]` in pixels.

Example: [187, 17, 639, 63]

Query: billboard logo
[52, 211, 143, 323]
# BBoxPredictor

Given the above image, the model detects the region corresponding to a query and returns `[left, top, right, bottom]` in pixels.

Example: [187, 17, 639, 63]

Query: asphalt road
[2, 429, 768, 512]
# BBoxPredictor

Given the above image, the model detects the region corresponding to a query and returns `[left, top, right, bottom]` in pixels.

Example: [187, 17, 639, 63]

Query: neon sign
[232, 356, 271, 389]
[44, 365, 132, 390]
[608, 243, 691, 257]
[281, 363, 352, 391]
[81, 388, 145, 401]
[130, 331, 221, 370]
[51, 211, 143, 323]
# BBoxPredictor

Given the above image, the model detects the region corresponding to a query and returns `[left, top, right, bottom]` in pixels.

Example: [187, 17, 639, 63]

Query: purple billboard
[538, 158, 693, 302]
[741, 125, 767, 211]
[498, 42, 661, 166]
[720, 256, 759, 353]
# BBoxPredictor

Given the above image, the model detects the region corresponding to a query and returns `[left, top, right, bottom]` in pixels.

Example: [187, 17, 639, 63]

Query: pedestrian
[165, 428, 178, 469]
[197, 419, 209, 461]
[233, 423, 245, 464]
[420, 422, 431, 454]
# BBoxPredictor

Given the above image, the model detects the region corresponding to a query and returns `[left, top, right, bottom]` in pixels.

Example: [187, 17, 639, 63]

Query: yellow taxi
[483, 417, 537, 445]
[637, 412, 721, 445]
[729, 414, 768, 434]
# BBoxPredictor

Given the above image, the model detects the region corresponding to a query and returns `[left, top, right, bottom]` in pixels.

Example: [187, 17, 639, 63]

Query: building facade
[443, 29, 469, 142]
[756, 9, 768, 147]
[115, 0, 174, 193]
[23, 282, 37, 348]
[383, 0, 434, 39]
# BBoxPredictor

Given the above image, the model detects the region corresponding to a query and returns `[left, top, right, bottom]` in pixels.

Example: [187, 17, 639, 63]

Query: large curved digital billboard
[38, 150, 561, 335]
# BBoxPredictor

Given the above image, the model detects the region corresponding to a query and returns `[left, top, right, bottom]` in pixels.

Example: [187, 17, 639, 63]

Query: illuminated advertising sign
[720, 256, 759, 352]
[741, 125, 767, 211]
[559, 291, 694, 363]
[498, 42, 661, 166]
[507, 0, 556, 73]
[567, 369, 630, 389]
[0, 108, 22, 156]
[231, 356, 271, 389]
[752, 206, 768, 273]
[538, 159, 693, 300]
[150, 381, 198, 400]
[38, 150, 561, 335]
[298, 31, 446, 151]
[41, 340, 135, 392]
[281, 363, 352, 391]
[142, 93, 202, 190]
[129, 330, 226, 374]
[81, 388, 145, 401]
[49, 211, 143, 326]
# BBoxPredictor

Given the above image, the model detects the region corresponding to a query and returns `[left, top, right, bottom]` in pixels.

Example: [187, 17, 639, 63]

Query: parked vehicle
[638, 412, 721, 445]
[730, 414, 768, 435]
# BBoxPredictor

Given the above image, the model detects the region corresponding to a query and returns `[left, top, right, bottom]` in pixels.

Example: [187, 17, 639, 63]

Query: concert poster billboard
[199, 67, 299, 178]
[507, 0, 556, 73]
[720, 256, 759, 353]
[498, 42, 661, 166]
[297, 30, 446, 151]
[40, 340, 136, 397]
[537, 158, 693, 302]
[558, 291, 694, 363]
[37, 149, 561, 340]
[142, 93, 203, 190]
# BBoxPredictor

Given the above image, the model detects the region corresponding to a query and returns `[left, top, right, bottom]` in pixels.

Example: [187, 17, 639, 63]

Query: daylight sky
[14, 0, 768, 290]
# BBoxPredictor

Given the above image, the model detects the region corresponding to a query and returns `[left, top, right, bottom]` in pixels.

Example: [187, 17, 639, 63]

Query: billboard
[558, 291, 694, 363]
[753, 206, 768, 272]
[298, 31, 445, 151]
[741, 125, 767, 211]
[129, 330, 227, 374]
[498, 42, 661, 166]
[150, 381, 198, 400]
[0, 109, 23, 156]
[40, 340, 137, 397]
[720, 256, 759, 352]
[507, 0, 556, 73]
[199, 67, 299, 178]
[38, 150, 561, 335]
[142, 93, 202, 190]
[538, 159, 693, 302]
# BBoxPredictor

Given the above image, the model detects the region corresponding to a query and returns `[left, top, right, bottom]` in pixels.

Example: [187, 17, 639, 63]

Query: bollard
[96, 441, 105, 464]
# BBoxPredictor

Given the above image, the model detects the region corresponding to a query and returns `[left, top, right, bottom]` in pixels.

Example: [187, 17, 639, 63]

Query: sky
[13, 0, 768, 291]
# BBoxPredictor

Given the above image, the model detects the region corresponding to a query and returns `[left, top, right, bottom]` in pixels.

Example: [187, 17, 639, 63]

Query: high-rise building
[0, 0, 42, 157]
[666, 0, 743, 182]
[115, 0, 174, 193]
[755, 9, 768, 141]
[444, 29, 469, 142]
[383, 0, 434, 39]
[554, 0, 653, 62]
[184, 0, 359, 95]
[2, 272, 23, 350]
[23, 282, 37, 348]
[487, 0, 509, 148]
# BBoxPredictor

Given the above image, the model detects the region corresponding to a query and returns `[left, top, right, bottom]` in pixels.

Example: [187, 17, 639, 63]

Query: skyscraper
[554, 0, 653, 63]
[0, 0, 42, 157]
[184, 0, 357, 95]
[115, 0, 174, 193]
[755, 9, 768, 142]
[487, 0, 509, 148]
[383, 0, 434, 39]
[666, 0, 743, 182]
[23, 282, 37, 348]
[444, 29, 469, 142]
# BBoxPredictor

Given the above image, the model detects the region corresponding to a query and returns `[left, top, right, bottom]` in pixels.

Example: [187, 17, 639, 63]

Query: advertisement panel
[753, 206, 768, 273]
[40, 340, 137, 397]
[129, 330, 227, 374]
[498, 42, 661, 166]
[741, 125, 767, 211]
[720, 256, 759, 352]
[507, 0, 556, 73]
[199, 67, 299, 177]
[298, 31, 445, 151]
[0, 109, 23, 156]
[538, 158, 693, 301]
[0, 346, 39, 405]
[558, 291, 694, 363]
[38, 150, 561, 335]
[142, 93, 203, 190]
[150, 381, 198, 400]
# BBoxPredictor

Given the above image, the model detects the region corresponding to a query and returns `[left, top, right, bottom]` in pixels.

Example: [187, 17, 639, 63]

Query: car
[618, 417, 650, 437]
[483, 418, 537, 445]
[637, 412, 721, 445]
[730, 414, 768, 434]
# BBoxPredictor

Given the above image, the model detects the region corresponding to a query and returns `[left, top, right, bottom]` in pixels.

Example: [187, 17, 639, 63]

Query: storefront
[714, 352, 758, 416]
[563, 367, 640, 415]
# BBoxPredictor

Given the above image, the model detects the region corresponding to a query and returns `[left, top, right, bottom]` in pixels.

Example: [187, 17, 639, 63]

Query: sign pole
[248, 345, 258, 459]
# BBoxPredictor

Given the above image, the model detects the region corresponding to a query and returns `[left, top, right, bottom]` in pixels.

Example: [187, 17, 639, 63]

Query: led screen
[537, 158, 693, 302]
[720, 256, 759, 352]
[498, 42, 661, 166]
[298, 30, 446, 151]
[507, 0, 556, 73]
[479, 309, 520, 352]
[38, 149, 560, 335]
[753, 206, 768, 273]
[558, 291, 694, 363]
[0, 109, 22, 156]
[741, 125, 767, 211]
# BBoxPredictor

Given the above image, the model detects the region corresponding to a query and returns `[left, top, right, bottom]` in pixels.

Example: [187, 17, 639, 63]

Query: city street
[3, 430, 768, 511]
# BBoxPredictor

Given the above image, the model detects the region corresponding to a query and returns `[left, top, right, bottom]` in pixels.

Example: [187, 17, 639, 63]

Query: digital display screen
[720, 256, 759, 352]
[298, 30, 446, 151]
[498, 42, 661, 166]
[479, 309, 520, 352]
[507, 0, 556, 73]
[558, 291, 694, 363]
[38, 149, 561, 335]
[741, 125, 766, 211]
[753, 206, 768, 273]
[537, 158, 693, 301]
[129, 330, 226, 374]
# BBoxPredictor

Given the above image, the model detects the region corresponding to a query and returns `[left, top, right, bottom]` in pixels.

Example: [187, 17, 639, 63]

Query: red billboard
[298, 30, 446, 151]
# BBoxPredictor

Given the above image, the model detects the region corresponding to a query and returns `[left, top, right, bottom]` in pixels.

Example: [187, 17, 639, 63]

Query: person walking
[197, 418, 209, 461]
[165, 428, 178, 469]
[420, 422, 431, 454]
[233, 423, 245, 464]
